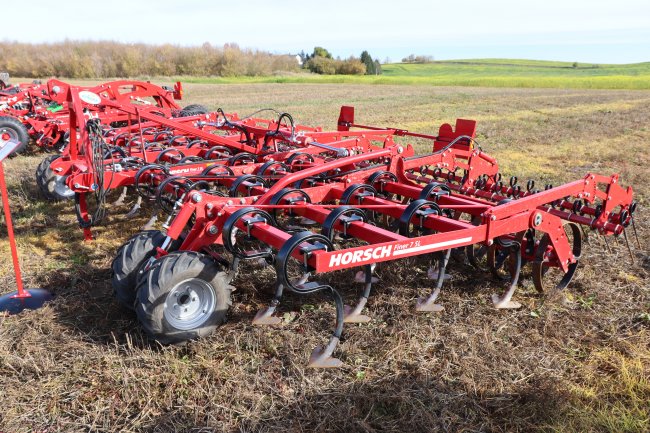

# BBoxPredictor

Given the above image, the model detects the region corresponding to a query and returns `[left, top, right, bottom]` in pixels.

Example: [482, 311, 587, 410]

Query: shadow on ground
[145, 372, 565, 433]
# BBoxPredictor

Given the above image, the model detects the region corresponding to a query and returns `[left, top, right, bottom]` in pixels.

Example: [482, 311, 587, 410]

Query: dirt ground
[0, 83, 648, 432]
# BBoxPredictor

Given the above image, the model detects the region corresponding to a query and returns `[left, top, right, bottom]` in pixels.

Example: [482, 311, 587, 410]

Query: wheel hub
[53, 174, 74, 198]
[0, 128, 18, 151]
[163, 278, 216, 330]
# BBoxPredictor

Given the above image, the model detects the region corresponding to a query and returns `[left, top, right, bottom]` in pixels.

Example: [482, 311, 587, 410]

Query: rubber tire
[0, 115, 29, 155]
[35, 154, 74, 201]
[136, 251, 233, 344]
[178, 104, 209, 117]
[112, 230, 178, 310]
[36, 155, 74, 201]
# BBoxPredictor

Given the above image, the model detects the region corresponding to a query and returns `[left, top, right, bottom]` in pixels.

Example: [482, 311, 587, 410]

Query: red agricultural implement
[98, 105, 638, 368]
[26, 79, 183, 149]
[5, 82, 636, 367]
[0, 77, 183, 154]
[22, 84, 637, 367]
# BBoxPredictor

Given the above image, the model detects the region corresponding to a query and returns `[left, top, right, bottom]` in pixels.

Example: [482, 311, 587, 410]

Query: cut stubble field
[0, 82, 649, 432]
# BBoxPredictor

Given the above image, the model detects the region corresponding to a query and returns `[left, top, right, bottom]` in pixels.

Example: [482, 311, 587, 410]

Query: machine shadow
[30, 233, 160, 349]
[143, 371, 566, 433]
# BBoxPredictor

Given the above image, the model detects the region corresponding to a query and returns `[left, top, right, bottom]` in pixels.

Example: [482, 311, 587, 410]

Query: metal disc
[0, 288, 54, 314]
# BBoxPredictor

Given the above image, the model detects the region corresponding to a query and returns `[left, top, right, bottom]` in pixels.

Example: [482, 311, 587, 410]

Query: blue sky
[2, 0, 649, 63]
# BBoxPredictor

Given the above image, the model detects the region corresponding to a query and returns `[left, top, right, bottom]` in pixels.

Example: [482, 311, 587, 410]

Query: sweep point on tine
[125, 204, 141, 219]
[491, 293, 522, 309]
[354, 270, 379, 284]
[415, 297, 444, 312]
[124, 195, 142, 219]
[427, 267, 452, 281]
[343, 304, 371, 323]
[112, 186, 128, 206]
[252, 306, 282, 326]
[142, 214, 158, 230]
[307, 336, 343, 368]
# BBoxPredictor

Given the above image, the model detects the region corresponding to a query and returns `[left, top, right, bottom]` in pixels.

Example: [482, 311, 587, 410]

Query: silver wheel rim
[163, 278, 216, 330]
[53, 174, 74, 198]
[0, 127, 19, 152]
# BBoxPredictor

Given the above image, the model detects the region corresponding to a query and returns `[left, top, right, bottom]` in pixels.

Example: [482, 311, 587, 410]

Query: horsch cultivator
[6, 82, 635, 367]
[72, 98, 633, 367]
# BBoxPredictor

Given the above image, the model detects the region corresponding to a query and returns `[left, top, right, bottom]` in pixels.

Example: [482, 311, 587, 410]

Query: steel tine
[591, 229, 603, 249]
[631, 216, 641, 248]
[612, 235, 622, 259]
[603, 235, 612, 254]
[112, 186, 128, 206]
[623, 230, 634, 264]
[580, 226, 590, 244]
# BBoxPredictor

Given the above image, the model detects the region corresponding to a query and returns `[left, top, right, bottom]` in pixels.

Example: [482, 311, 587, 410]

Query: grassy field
[170, 59, 650, 89]
[0, 82, 649, 432]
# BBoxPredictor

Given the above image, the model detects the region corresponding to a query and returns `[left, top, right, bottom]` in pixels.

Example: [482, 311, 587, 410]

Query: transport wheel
[112, 230, 178, 310]
[178, 104, 209, 117]
[136, 251, 234, 344]
[0, 115, 29, 155]
[35, 154, 74, 201]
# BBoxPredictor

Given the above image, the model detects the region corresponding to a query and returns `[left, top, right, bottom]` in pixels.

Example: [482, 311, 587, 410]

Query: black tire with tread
[0, 115, 29, 155]
[112, 230, 173, 310]
[178, 104, 209, 117]
[36, 154, 74, 201]
[135, 251, 233, 344]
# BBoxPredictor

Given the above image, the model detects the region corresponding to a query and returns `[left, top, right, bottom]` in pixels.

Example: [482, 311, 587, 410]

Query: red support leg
[0, 157, 53, 314]
[0, 161, 27, 298]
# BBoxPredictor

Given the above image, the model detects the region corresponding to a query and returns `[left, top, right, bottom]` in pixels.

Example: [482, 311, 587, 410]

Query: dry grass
[1, 83, 649, 432]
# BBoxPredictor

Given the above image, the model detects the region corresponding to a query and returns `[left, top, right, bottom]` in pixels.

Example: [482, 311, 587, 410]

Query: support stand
[0, 140, 53, 314]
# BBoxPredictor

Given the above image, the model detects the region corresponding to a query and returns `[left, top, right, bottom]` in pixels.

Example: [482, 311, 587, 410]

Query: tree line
[401, 54, 434, 63]
[0, 41, 389, 78]
[0, 41, 300, 78]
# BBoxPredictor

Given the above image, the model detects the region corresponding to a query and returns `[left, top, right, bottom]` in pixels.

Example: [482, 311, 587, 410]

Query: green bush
[305, 55, 366, 75]
[305, 56, 338, 75]
[336, 58, 366, 75]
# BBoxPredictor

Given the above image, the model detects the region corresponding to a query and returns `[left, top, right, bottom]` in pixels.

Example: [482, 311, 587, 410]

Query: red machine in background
[0, 76, 183, 154]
